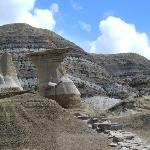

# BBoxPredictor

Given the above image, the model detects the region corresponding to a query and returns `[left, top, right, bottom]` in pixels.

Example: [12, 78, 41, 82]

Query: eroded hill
[0, 23, 150, 98]
[0, 92, 113, 150]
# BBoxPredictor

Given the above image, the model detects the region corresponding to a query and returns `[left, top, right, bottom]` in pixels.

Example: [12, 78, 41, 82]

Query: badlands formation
[29, 47, 81, 108]
[0, 52, 22, 90]
[0, 23, 149, 150]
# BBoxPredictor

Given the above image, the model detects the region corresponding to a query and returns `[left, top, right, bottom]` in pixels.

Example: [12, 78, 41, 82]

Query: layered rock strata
[0, 23, 108, 97]
[76, 113, 150, 150]
[0, 52, 22, 90]
[29, 47, 81, 108]
[1, 23, 150, 98]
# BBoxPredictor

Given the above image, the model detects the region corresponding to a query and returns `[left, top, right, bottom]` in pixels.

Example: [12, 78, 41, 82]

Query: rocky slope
[0, 92, 113, 150]
[93, 53, 150, 97]
[0, 23, 110, 97]
[93, 53, 150, 77]
[0, 23, 150, 98]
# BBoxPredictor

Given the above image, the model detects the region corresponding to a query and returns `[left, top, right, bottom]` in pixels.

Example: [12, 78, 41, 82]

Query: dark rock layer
[0, 23, 150, 98]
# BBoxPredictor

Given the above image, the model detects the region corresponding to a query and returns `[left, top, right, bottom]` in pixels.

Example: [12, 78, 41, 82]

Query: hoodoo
[29, 47, 81, 108]
[0, 52, 22, 91]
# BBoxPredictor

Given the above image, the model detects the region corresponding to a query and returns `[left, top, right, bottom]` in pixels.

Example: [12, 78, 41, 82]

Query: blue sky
[0, 0, 150, 58]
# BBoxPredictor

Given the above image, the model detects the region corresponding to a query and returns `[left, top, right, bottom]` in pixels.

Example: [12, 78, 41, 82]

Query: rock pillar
[29, 47, 81, 108]
[0, 52, 23, 91]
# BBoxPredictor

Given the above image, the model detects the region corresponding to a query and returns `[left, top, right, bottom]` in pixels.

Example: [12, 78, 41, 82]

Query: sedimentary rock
[77, 114, 150, 150]
[83, 96, 121, 110]
[29, 47, 81, 108]
[55, 74, 81, 107]
[0, 52, 22, 90]
[93, 53, 150, 77]
[0, 93, 112, 150]
[1, 23, 150, 98]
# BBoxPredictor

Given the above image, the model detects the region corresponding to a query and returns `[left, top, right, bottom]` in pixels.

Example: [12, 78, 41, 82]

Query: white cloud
[70, 0, 83, 10]
[78, 21, 91, 32]
[0, 0, 59, 30]
[50, 3, 59, 14]
[90, 16, 150, 59]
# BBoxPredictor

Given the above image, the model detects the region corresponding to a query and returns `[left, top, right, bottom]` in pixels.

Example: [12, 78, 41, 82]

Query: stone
[109, 142, 118, 147]
[122, 133, 135, 140]
[77, 115, 90, 120]
[120, 147, 130, 150]
[29, 47, 81, 108]
[97, 123, 111, 132]
[87, 117, 100, 126]
[111, 132, 135, 143]
[104, 130, 111, 134]
[113, 135, 124, 142]
[110, 124, 123, 130]
[92, 117, 100, 123]
[118, 142, 131, 148]
[96, 121, 122, 132]
[88, 124, 92, 128]
[0, 52, 22, 91]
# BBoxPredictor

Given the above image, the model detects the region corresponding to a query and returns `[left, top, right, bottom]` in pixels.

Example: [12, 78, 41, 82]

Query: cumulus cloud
[0, 0, 59, 30]
[90, 16, 150, 59]
[78, 21, 91, 32]
[50, 3, 59, 14]
[70, 0, 83, 10]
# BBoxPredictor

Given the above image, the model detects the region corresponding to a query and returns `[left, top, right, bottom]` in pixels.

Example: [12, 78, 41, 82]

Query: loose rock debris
[76, 113, 150, 150]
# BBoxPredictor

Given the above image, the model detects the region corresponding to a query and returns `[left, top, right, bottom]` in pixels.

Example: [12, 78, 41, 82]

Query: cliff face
[0, 23, 150, 98]
[0, 23, 110, 97]
[92, 53, 150, 77]
[92, 53, 150, 97]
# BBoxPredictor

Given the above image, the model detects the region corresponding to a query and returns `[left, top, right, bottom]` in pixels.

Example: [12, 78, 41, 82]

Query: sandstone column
[0, 52, 23, 91]
[29, 47, 81, 108]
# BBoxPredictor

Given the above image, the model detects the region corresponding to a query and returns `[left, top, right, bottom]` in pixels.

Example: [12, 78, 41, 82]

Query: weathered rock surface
[93, 53, 150, 77]
[0, 92, 113, 150]
[29, 47, 81, 108]
[0, 52, 22, 90]
[0, 23, 150, 98]
[134, 96, 150, 110]
[76, 113, 150, 150]
[93, 53, 150, 97]
[55, 75, 81, 108]
[0, 23, 111, 97]
[83, 96, 121, 110]
[109, 112, 150, 145]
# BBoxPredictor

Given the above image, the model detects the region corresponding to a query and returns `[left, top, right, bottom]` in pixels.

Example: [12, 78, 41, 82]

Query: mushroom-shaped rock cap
[28, 47, 72, 57]
[28, 47, 72, 64]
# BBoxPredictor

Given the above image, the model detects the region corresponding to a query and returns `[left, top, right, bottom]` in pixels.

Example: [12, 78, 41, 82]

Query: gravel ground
[0, 93, 114, 150]
[83, 96, 121, 110]
[110, 112, 150, 144]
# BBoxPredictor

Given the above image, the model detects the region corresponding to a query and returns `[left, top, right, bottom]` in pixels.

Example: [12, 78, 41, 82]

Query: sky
[0, 0, 150, 58]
